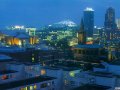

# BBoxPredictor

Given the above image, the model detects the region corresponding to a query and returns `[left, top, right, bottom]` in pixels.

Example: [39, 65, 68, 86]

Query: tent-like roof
[0, 30, 29, 39]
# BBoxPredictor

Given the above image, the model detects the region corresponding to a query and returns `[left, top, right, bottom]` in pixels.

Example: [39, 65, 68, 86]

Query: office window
[34, 85, 37, 89]
[1, 75, 9, 80]
[47, 82, 51, 86]
[69, 71, 75, 77]
[20, 88, 24, 90]
[30, 86, 33, 90]
[40, 69, 46, 75]
[41, 83, 47, 88]
[64, 80, 69, 85]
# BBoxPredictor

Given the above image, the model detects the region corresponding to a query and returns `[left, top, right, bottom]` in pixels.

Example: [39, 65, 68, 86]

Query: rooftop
[0, 76, 56, 89]
[36, 44, 55, 51]
[0, 54, 12, 62]
[8, 61, 41, 66]
[94, 64, 105, 69]
[43, 66, 80, 71]
[0, 30, 28, 38]
[15, 33, 29, 39]
[73, 84, 111, 90]
[84, 7, 94, 11]
[0, 46, 25, 53]
[89, 71, 114, 78]
[74, 44, 103, 49]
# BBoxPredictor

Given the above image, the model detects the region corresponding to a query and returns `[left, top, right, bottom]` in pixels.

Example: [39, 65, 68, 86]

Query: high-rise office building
[104, 7, 117, 40]
[104, 7, 117, 30]
[116, 18, 120, 30]
[78, 19, 86, 44]
[83, 7, 94, 38]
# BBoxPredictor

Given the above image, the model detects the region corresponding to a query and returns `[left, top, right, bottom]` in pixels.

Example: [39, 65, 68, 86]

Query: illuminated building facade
[0, 30, 39, 47]
[83, 7, 94, 38]
[26, 27, 36, 36]
[104, 7, 117, 30]
[116, 18, 120, 30]
[0, 76, 56, 90]
[104, 7, 117, 40]
[41, 66, 81, 90]
[78, 19, 86, 44]
[0, 47, 40, 63]
[72, 44, 106, 62]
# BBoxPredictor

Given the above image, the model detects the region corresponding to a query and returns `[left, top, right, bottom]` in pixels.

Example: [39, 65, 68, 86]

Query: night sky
[0, 0, 120, 28]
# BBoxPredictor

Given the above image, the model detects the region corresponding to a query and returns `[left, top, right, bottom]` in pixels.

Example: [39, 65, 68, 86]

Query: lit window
[47, 82, 51, 86]
[1, 75, 9, 80]
[41, 83, 47, 88]
[69, 72, 75, 77]
[25, 87, 27, 90]
[30, 86, 33, 90]
[32, 57, 35, 61]
[40, 70, 46, 75]
[64, 80, 69, 85]
[34, 85, 37, 89]
[20, 88, 24, 90]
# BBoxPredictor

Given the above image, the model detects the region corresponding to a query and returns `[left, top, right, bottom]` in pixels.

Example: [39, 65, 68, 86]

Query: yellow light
[32, 57, 35, 62]
[69, 72, 75, 77]
[41, 70, 46, 75]
[34, 85, 37, 89]
[30, 86, 33, 90]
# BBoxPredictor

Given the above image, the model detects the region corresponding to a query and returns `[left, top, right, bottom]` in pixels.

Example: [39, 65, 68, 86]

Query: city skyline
[0, 1, 120, 90]
[0, 0, 120, 28]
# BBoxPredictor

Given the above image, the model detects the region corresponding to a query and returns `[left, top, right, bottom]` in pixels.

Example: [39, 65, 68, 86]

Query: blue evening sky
[0, 0, 120, 27]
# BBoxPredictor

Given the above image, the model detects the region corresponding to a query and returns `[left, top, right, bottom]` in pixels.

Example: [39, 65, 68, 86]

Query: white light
[48, 25, 52, 27]
[84, 7, 94, 11]
[14, 25, 24, 29]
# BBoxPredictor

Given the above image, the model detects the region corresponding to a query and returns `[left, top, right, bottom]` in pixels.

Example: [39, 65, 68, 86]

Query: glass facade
[84, 8, 94, 38]
[104, 7, 117, 30]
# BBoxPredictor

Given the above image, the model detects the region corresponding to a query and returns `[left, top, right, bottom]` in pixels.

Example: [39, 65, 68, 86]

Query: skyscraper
[83, 7, 94, 38]
[116, 18, 120, 30]
[104, 7, 117, 30]
[104, 7, 117, 40]
[78, 18, 86, 44]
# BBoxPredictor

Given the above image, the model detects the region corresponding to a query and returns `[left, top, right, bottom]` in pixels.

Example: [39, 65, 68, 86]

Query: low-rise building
[0, 76, 56, 90]
[72, 44, 106, 62]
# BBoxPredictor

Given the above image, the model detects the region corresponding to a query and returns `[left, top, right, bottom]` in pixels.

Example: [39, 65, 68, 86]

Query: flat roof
[0, 47, 25, 53]
[0, 70, 17, 75]
[0, 30, 28, 37]
[43, 66, 80, 71]
[74, 44, 103, 49]
[0, 76, 56, 90]
[0, 54, 12, 61]
[43, 66, 61, 70]
[73, 84, 111, 90]
[94, 64, 105, 69]
[89, 71, 114, 78]
[8, 62, 41, 66]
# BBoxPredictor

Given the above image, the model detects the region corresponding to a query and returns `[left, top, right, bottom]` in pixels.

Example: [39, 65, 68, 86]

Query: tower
[116, 18, 120, 30]
[104, 7, 117, 40]
[78, 19, 86, 44]
[104, 7, 117, 30]
[83, 7, 94, 38]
